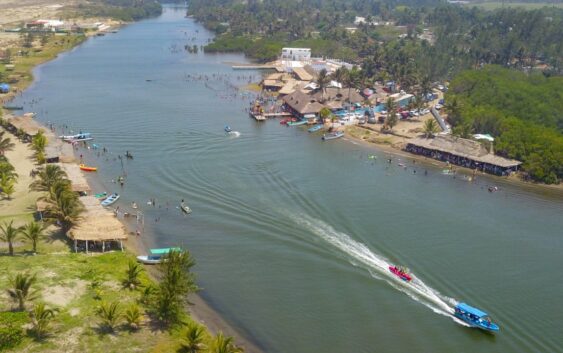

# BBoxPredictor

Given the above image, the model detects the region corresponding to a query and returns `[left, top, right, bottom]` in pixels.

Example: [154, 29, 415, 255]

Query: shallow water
[14, 6, 563, 353]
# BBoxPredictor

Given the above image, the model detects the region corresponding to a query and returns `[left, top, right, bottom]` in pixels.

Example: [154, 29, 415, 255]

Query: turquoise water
[14, 6, 563, 353]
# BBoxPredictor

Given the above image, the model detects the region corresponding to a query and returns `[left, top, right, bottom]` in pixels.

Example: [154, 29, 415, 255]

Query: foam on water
[291, 213, 468, 326]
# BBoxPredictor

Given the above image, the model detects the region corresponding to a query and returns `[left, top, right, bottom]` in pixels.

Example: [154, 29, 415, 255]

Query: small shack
[6, 114, 41, 142]
[67, 196, 128, 253]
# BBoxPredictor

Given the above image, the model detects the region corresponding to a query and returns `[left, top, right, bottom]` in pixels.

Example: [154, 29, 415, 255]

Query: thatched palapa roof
[7, 114, 43, 136]
[408, 135, 522, 168]
[282, 90, 325, 115]
[59, 163, 91, 192]
[67, 196, 127, 241]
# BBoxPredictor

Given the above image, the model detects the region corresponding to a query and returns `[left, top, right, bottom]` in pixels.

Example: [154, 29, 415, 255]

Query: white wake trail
[291, 214, 467, 324]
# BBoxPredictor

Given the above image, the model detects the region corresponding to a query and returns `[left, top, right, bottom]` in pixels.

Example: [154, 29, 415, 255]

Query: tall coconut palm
[384, 97, 398, 132]
[20, 221, 46, 254]
[211, 332, 244, 353]
[30, 302, 58, 339]
[443, 97, 462, 127]
[330, 66, 348, 90]
[0, 131, 15, 155]
[179, 323, 207, 353]
[0, 220, 21, 255]
[423, 119, 440, 138]
[6, 273, 39, 311]
[0, 161, 18, 181]
[30, 165, 67, 192]
[315, 68, 330, 102]
[44, 191, 83, 231]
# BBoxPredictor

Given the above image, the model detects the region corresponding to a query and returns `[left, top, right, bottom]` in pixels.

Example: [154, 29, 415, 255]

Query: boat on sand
[180, 202, 192, 214]
[101, 193, 119, 207]
[79, 164, 97, 172]
[308, 124, 323, 133]
[137, 247, 181, 264]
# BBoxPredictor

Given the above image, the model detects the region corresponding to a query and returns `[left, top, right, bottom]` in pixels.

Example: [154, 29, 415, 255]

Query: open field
[465, 2, 563, 10]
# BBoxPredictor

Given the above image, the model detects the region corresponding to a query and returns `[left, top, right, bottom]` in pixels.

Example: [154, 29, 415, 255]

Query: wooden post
[86, 240, 88, 254]
[120, 240, 123, 252]
[102, 241, 105, 253]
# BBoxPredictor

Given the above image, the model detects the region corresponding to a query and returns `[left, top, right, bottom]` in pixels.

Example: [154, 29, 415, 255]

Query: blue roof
[456, 303, 488, 318]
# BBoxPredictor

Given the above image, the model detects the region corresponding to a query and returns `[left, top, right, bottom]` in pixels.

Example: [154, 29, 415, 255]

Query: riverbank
[1, 20, 262, 353]
[343, 124, 563, 196]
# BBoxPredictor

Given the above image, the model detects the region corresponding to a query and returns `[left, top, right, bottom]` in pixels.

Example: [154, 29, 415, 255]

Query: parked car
[409, 110, 419, 117]
[421, 108, 430, 115]
[367, 116, 377, 124]
[358, 117, 366, 124]
[435, 104, 443, 110]
[439, 98, 445, 105]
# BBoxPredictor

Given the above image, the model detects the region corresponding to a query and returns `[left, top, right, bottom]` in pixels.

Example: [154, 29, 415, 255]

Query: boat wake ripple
[290, 213, 468, 326]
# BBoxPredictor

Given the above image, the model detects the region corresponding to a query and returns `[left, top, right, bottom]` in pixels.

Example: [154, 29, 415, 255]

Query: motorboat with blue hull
[287, 120, 307, 126]
[308, 124, 323, 133]
[137, 247, 182, 264]
[454, 303, 499, 332]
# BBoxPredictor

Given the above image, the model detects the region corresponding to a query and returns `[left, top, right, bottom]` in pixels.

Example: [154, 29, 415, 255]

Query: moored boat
[389, 266, 412, 282]
[454, 303, 500, 332]
[308, 124, 323, 133]
[322, 131, 344, 140]
[287, 120, 307, 126]
[101, 193, 119, 207]
[94, 192, 107, 199]
[79, 164, 97, 172]
[137, 247, 181, 264]
[60, 133, 93, 142]
[225, 125, 232, 133]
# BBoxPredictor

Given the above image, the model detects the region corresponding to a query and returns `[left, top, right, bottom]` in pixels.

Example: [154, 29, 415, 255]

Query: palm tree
[0, 220, 21, 255]
[330, 66, 348, 92]
[413, 93, 425, 116]
[97, 301, 122, 332]
[319, 107, 331, 125]
[43, 186, 83, 231]
[384, 97, 398, 132]
[20, 221, 46, 253]
[315, 69, 330, 102]
[123, 261, 143, 290]
[0, 131, 15, 155]
[443, 97, 462, 127]
[30, 302, 58, 339]
[211, 332, 244, 353]
[0, 175, 16, 199]
[423, 119, 440, 138]
[31, 130, 47, 155]
[0, 161, 18, 181]
[6, 273, 39, 311]
[30, 164, 67, 192]
[124, 304, 142, 331]
[179, 323, 207, 353]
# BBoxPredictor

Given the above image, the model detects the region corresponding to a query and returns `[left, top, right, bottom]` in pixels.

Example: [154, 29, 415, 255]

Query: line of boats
[59, 132, 93, 143]
[387, 265, 499, 332]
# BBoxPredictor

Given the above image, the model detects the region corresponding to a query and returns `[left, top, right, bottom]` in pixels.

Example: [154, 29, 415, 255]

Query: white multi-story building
[281, 48, 311, 62]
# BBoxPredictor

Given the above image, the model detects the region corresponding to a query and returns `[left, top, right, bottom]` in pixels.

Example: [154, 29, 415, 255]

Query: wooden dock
[250, 112, 292, 121]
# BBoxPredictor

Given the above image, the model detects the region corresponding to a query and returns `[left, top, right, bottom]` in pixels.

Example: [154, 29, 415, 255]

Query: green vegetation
[0, 311, 28, 351]
[69, 0, 162, 22]
[467, 2, 563, 11]
[446, 66, 563, 184]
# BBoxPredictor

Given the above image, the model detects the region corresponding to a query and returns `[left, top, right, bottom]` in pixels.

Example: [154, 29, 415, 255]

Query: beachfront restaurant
[5, 114, 41, 142]
[282, 90, 325, 119]
[67, 196, 128, 253]
[405, 135, 522, 176]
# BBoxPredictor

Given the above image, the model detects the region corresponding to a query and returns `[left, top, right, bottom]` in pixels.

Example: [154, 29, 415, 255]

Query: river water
[14, 6, 563, 353]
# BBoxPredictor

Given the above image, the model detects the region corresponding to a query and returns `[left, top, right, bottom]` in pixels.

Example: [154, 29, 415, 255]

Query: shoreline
[341, 125, 563, 196]
[2, 22, 264, 353]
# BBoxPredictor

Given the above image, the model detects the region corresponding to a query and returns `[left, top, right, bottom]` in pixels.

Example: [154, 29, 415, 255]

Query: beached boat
[180, 203, 192, 214]
[2, 106, 23, 111]
[454, 303, 500, 332]
[101, 193, 119, 207]
[389, 266, 412, 282]
[94, 192, 107, 199]
[79, 164, 97, 172]
[137, 247, 181, 264]
[322, 131, 344, 140]
[287, 120, 307, 126]
[280, 118, 290, 125]
[308, 124, 323, 133]
[60, 133, 93, 142]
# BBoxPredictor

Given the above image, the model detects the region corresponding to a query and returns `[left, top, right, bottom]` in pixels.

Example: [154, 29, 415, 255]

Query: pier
[250, 111, 293, 121]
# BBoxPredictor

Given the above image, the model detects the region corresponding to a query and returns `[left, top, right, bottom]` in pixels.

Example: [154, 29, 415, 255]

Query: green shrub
[0, 311, 28, 351]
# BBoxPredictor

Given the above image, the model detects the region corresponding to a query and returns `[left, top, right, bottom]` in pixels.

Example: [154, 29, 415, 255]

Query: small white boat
[60, 133, 93, 142]
[180, 203, 192, 214]
[101, 193, 119, 206]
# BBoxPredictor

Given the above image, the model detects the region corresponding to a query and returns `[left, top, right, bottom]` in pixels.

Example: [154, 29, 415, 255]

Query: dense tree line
[74, 0, 162, 21]
[446, 66, 562, 184]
